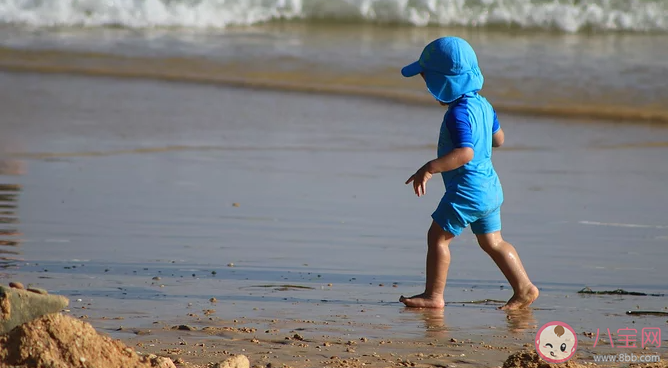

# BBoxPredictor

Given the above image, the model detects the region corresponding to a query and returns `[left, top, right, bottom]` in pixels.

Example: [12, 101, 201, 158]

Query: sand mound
[0, 313, 175, 368]
[630, 363, 668, 368]
[503, 350, 586, 368]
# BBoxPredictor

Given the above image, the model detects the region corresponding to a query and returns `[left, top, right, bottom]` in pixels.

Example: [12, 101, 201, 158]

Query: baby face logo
[535, 321, 578, 363]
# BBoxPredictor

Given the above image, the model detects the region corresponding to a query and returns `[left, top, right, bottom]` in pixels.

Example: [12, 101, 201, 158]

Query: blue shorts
[431, 186, 504, 236]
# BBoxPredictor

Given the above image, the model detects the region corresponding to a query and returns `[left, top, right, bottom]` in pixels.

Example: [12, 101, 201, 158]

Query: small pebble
[232, 203, 240, 207]
[227, 263, 234, 267]
[174, 325, 196, 331]
[152, 277, 161, 280]
[210, 297, 217, 303]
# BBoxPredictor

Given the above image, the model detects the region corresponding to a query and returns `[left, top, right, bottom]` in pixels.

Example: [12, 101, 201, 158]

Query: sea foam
[0, 0, 666, 33]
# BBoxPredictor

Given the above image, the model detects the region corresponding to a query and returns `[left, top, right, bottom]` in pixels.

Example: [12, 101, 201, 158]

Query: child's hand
[406, 165, 433, 197]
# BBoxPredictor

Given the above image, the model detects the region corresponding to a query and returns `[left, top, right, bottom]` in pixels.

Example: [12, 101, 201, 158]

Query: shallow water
[2, 23, 668, 123]
[1, 71, 667, 344]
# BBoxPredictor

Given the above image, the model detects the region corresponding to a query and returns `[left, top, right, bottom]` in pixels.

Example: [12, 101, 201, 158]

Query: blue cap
[401, 37, 484, 104]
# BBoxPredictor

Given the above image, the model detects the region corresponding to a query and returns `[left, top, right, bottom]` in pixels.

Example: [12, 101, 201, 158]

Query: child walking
[399, 36, 539, 310]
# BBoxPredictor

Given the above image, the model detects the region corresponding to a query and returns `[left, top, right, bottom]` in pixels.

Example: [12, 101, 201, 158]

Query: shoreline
[2, 280, 664, 368]
[2, 48, 668, 126]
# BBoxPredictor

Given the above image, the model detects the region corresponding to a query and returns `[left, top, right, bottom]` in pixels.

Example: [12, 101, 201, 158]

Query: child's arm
[405, 148, 473, 197]
[406, 110, 475, 197]
[492, 128, 505, 147]
[492, 110, 504, 147]
[425, 148, 474, 174]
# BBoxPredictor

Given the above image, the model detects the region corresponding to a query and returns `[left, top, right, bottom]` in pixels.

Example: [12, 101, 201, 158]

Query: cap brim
[401, 61, 422, 77]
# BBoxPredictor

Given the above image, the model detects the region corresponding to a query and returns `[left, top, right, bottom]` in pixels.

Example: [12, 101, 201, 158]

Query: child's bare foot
[399, 293, 445, 308]
[499, 284, 539, 310]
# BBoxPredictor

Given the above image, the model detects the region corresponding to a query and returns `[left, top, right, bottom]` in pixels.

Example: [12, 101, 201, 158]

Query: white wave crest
[0, 0, 666, 33]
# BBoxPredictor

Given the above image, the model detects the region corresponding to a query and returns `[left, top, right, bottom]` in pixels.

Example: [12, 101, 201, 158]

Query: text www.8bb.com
[593, 353, 661, 363]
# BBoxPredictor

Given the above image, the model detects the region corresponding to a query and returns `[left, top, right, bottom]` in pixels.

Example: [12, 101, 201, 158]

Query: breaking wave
[0, 0, 666, 33]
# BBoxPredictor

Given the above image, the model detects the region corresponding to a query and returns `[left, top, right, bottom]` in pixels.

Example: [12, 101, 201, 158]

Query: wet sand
[3, 303, 648, 368]
[1, 71, 668, 366]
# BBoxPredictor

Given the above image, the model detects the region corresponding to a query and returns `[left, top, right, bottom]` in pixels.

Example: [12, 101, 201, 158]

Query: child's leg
[400, 220, 454, 308]
[475, 231, 539, 310]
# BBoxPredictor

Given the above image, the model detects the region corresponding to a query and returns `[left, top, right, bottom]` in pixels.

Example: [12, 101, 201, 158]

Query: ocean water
[1, 1, 668, 124]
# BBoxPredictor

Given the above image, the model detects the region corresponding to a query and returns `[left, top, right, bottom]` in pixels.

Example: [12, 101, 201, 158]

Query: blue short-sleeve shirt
[436, 92, 503, 207]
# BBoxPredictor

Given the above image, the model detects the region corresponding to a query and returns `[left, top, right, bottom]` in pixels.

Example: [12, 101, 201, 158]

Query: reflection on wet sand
[0, 159, 24, 268]
[401, 305, 538, 338]
[400, 308, 448, 339]
[504, 309, 538, 335]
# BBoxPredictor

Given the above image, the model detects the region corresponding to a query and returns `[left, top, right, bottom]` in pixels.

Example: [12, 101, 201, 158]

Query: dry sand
[0, 313, 176, 368]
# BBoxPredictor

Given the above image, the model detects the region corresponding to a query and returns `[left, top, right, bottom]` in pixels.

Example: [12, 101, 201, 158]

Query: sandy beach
[2, 64, 668, 366]
[2, 1, 668, 364]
